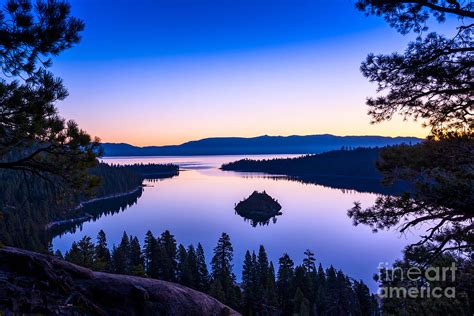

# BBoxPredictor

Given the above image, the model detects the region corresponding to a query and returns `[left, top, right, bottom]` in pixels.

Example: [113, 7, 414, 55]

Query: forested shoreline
[0, 162, 178, 252]
[60, 229, 380, 315]
[221, 147, 384, 179]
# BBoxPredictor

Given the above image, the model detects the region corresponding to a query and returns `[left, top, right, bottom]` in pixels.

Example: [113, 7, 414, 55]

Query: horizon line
[101, 133, 423, 148]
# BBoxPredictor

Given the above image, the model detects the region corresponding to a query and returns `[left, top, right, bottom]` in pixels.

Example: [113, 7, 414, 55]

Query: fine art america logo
[377, 262, 457, 299]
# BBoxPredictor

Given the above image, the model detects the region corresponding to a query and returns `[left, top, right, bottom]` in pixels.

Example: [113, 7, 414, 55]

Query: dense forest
[103, 162, 179, 179]
[222, 147, 414, 195]
[222, 147, 383, 178]
[61, 229, 380, 315]
[0, 162, 177, 252]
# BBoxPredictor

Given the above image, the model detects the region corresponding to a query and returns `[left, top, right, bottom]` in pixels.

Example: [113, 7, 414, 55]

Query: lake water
[52, 155, 419, 291]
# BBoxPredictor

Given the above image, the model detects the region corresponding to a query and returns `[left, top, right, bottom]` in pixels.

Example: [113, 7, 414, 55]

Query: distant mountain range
[101, 134, 421, 157]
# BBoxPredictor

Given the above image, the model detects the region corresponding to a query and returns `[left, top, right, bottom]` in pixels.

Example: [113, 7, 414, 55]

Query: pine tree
[257, 244, 270, 311]
[353, 280, 372, 316]
[242, 250, 255, 314]
[177, 244, 190, 285]
[209, 279, 226, 304]
[251, 251, 263, 313]
[94, 230, 111, 272]
[77, 235, 95, 268]
[196, 243, 210, 292]
[185, 245, 199, 289]
[315, 262, 327, 314]
[277, 253, 294, 314]
[130, 236, 144, 276]
[266, 262, 279, 310]
[293, 265, 310, 297]
[65, 241, 81, 265]
[211, 233, 237, 308]
[143, 232, 162, 279]
[325, 266, 352, 315]
[160, 230, 177, 281]
[112, 232, 131, 274]
[336, 271, 353, 315]
[143, 230, 155, 272]
[211, 233, 234, 280]
[303, 249, 316, 273]
[293, 287, 311, 316]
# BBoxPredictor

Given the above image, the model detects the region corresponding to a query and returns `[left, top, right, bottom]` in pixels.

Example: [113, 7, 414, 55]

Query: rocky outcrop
[235, 191, 282, 217]
[0, 246, 239, 315]
[234, 191, 283, 227]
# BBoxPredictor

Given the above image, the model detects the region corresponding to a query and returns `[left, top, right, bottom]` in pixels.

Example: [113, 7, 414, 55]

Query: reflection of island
[235, 191, 282, 227]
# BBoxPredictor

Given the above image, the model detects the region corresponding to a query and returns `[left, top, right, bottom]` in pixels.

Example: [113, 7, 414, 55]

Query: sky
[52, 0, 450, 146]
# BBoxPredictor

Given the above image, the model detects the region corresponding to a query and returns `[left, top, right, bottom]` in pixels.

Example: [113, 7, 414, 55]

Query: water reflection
[53, 155, 417, 291]
[236, 174, 410, 195]
[51, 188, 144, 238]
[236, 211, 282, 227]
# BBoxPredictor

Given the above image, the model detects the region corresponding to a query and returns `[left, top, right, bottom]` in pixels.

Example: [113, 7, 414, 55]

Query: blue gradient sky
[52, 0, 451, 145]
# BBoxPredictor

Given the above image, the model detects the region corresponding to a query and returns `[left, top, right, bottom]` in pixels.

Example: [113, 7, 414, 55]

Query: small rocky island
[235, 191, 282, 227]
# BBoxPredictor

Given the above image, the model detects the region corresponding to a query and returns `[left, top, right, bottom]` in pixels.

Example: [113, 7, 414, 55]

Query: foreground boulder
[0, 246, 239, 315]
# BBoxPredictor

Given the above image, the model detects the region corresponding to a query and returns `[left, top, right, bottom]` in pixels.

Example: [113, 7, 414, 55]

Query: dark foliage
[356, 0, 472, 132]
[376, 244, 473, 315]
[64, 230, 381, 315]
[0, 162, 176, 252]
[351, 1, 473, 257]
[0, 0, 101, 191]
[349, 132, 473, 257]
[353, 2, 473, 313]
[105, 162, 179, 180]
[222, 147, 385, 178]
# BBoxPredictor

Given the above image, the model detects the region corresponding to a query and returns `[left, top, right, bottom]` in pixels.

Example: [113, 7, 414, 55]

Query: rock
[0, 246, 239, 316]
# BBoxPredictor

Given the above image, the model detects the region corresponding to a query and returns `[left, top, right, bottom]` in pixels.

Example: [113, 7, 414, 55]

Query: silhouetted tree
[186, 245, 199, 288]
[112, 232, 131, 274]
[350, 0, 473, 260]
[211, 233, 238, 308]
[143, 230, 155, 273]
[293, 287, 310, 316]
[196, 243, 210, 292]
[61, 231, 382, 315]
[65, 241, 81, 265]
[242, 250, 255, 314]
[277, 253, 294, 314]
[356, 0, 472, 132]
[266, 262, 279, 311]
[159, 230, 177, 281]
[130, 236, 144, 276]
[0, 0, 100, 191]
[76, 235, 95, 268]
[353, 280, 372, 316]
[377, 244, 473, 315]
[315, 263, 327, 314]
[177, 244, 198, 288]
[94, 230, 111, 272]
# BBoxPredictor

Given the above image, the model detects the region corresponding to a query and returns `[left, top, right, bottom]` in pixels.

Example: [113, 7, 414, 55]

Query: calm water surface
[53, 155, 420, 291]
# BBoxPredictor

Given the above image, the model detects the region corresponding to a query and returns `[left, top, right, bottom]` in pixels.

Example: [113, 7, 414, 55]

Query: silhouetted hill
[101, 134, 421, 156]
